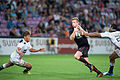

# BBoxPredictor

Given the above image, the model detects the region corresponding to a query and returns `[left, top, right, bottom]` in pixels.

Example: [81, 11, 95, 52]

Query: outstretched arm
[29, 48, 45, 52]
[84, 32, 102, 37]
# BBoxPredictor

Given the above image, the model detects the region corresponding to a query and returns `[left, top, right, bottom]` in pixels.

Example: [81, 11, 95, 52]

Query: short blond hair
[72, 17, 79, 22]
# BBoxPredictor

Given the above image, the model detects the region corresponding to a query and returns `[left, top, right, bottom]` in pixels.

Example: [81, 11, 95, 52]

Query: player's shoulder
[114, 31, 120, 33]
[19, 39, 23, 43]
[109, 31, 120, 35]
[19, 39, 26, 44]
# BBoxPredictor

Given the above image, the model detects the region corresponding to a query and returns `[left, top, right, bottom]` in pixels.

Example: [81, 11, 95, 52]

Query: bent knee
[74, 55, 80, 60]
[109, 55, 115, 60]
[29, 64, 32, 68]
[26, 63, 32, 69]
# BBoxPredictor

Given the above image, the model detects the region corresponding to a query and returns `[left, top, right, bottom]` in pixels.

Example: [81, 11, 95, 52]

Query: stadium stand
[0, 0, 120, 37]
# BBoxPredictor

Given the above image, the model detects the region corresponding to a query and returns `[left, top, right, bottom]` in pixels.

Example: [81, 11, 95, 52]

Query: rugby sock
[85, 64, 92, 71]
[0, 66, 4, 71]
[78, 57, 90, 65]
[0, 64, 7, 70]
[78, 57, 91, 69]
[24, 67, 31, 72]
[3, 64, 7, 68]
[108, 63, 114, 74]
[93, 65, 101, 74]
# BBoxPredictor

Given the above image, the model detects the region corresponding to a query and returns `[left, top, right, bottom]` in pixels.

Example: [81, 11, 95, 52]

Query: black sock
[93, 65, 101, 74]
[23, 67, 31, 72]
[78, 57, 90, 65]
[108, 66, 114, 74]
[78, 57, 91, 70]
[85, 64, 92, 70]
[0, 66, 4, 71]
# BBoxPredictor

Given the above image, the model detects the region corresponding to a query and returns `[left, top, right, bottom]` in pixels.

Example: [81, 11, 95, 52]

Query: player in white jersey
[81, 24, 120, 76]
[0, 31, 45, 74]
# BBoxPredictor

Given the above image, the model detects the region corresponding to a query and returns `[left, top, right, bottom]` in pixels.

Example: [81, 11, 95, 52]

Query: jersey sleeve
[100, 32, 111, 38]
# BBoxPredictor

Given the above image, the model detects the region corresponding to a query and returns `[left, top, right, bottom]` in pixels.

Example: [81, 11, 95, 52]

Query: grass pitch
[0, 54, 120, 80]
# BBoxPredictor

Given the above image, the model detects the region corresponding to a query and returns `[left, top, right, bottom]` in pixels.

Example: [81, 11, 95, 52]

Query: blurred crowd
[0, 0, 120, 37]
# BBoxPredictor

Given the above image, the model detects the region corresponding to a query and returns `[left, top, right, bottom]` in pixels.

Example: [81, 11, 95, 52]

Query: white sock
[110, 62, 115, 66]
[2, 64, 7, 68]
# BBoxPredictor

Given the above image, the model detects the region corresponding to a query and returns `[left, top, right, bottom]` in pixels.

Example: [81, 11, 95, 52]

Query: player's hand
[74, 28, 78, 32]
[39, 48, 45, 52]
[76, 26, 81, 30]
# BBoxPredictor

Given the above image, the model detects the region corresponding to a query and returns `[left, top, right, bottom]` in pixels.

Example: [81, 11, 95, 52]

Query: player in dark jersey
[69, 17, 103, 77]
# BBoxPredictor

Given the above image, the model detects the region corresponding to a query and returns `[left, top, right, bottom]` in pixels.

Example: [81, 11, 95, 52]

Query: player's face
[72, 20, 79, 28]
[24, 35, 31, 42]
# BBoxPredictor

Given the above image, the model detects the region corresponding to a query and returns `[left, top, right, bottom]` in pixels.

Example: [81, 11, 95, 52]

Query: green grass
[0, 54, 120, 80]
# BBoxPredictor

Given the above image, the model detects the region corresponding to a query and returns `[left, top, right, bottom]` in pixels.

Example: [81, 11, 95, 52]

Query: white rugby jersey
[10, 39, 32, 59]
[100, 31, 120, 48]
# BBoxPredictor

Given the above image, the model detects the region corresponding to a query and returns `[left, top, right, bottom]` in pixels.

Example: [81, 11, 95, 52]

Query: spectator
[53, 12, 60, 24]
[37, 21, 45, 33]
[48, 30, 57, 37]
[16, 4, 23, 19]
[9, 26, 18, 37]
[10, 0, 17, 10]
[16, 19, 24, 29]
[10, 10, 17, 20]
[32, 27, 43, 37]
[0, 0, 120, 37]
[7, 17, 14, 29]
[2, 1, 8, 10]
[19, 27, 23, 36]
[0, 1, 3, 11]
[74, 1, 81, 9]
[5, 9, 11, 20]
[64, 27, 69, 38]
[27, 2, 33, 14]
[22, 9, 27, 19]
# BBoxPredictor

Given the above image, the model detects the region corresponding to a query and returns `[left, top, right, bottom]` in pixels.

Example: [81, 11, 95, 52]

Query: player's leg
[74, 51, 89, 64]
[23, 62, 32, 74]
[103, 50, 119, 76]
[74, 51, 93, 72]
[84, 57, 103, 77]
[83, 47, 103, 77]
[74, 46, 90, 64]
[109, 51, 118, 74]
[13, 59, 32, 74]
[0, 60, 14, 71]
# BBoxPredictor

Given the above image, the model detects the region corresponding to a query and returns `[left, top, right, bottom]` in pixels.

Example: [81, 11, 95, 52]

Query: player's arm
[29, 48, 45, 52]
[70, 28, 77, 40]
[16, 47, 24, 56]
[77, 25, 87, 36]
[84, 32, 102, 37]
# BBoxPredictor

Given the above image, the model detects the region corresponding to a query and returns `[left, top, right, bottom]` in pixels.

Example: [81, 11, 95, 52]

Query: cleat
[0, 66, 4, 71]
[97, 72, 103, 77]
[23, 71, 31, 75]
[103, 72, 113, 76]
